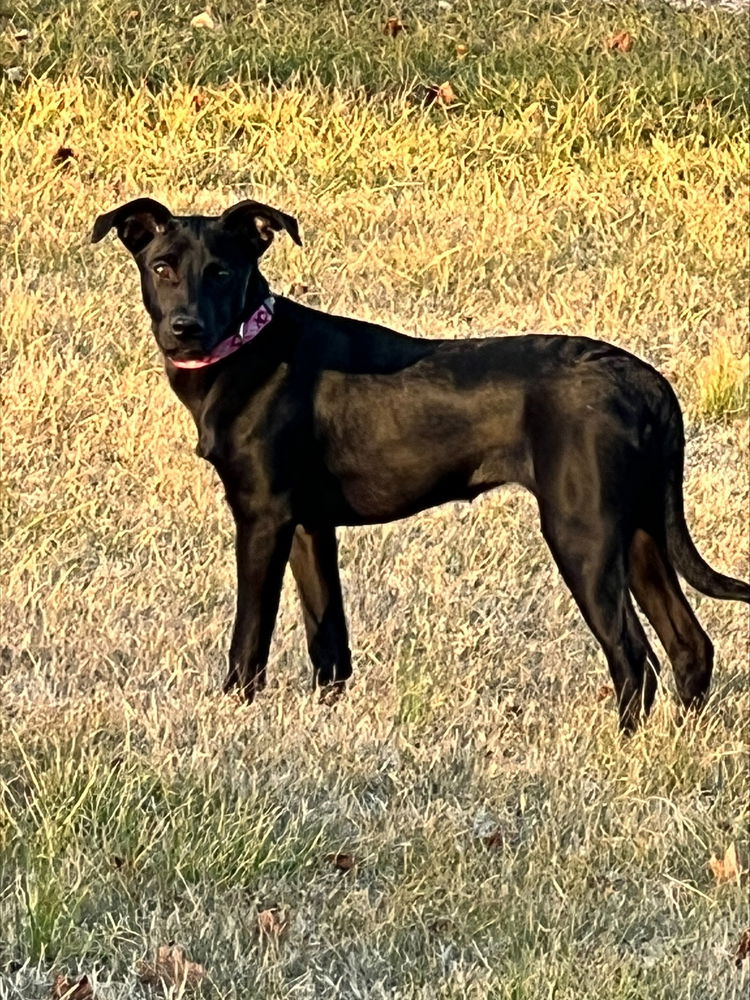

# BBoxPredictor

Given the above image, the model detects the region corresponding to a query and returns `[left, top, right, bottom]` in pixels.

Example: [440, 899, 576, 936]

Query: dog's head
[91, 198, 301, 364]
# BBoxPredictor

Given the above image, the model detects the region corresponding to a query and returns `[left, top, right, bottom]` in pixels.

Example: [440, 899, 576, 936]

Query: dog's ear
[218, 200, 302, 253]
[90, 198, 174, 254]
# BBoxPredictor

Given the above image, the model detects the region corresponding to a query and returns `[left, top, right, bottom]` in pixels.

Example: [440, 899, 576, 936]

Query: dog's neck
[164, 296, 299, 448]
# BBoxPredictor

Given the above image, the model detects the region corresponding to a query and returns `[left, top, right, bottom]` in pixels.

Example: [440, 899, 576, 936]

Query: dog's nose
[171, 314, 204, 338]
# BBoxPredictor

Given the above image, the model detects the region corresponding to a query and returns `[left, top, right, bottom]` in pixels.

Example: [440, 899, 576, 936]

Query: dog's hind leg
[538, 502, 660, 731]
[629, 528, 714, 712]
[289, 526, 353, 699]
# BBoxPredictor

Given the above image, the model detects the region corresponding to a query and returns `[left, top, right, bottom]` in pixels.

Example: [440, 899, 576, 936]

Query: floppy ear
[218, 200, 302, 253]
[90, 198, 174, 255]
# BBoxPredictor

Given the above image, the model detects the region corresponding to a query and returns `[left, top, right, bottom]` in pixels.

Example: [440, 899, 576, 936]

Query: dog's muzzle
[168, 296, 275, 370]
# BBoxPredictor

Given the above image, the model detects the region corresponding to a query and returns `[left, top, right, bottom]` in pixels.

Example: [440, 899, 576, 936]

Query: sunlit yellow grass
[1, 79, 748, 998]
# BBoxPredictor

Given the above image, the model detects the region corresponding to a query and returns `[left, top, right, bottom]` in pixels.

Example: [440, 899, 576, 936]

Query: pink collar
[168, 296, 275, 370]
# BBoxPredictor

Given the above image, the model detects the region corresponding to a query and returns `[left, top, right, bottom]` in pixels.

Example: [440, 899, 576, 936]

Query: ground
[1, 2, 748, 997]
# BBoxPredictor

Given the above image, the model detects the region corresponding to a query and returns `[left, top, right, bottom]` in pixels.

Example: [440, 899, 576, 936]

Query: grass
[1, 1, 749, 997]
[3, 0, 748, 132]
[695, 339, 750, 421]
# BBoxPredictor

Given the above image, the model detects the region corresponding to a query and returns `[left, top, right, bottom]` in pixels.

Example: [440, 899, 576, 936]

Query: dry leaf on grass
[190, 9, 217, 30]
[407, 82, 457, 108]
[482, 829, 504, 850]
[50, 975, 94, 999]
[383, 16, 407, 38]
[433, 81, 457, 106]
[455, 43, 468, 57]
[257, 908, 290, 941]
[605, 31, 633, 53]
[709, 843, 740, 884]
[473, 811, 502, 845]
[596, 685, 614, 703]
[137, 944, 205, 991]
[735, 929, 750, 968]
[51, 146, 76, 169]
[190, 91, 207, 111]
[473, 812, 503, 849]
[326, 852, 356, 872]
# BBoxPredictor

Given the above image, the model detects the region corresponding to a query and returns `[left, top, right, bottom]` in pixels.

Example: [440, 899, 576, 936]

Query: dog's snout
[171, 314, 204, 338]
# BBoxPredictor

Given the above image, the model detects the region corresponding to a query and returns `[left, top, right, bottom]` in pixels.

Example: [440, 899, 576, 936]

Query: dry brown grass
[1, 72, 748, 998]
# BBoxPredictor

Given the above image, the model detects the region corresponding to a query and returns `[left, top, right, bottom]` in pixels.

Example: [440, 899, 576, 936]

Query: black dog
[91, 198, 749, 730]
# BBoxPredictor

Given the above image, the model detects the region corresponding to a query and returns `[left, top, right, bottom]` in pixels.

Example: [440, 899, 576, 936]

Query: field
[1, 1, 749, 997]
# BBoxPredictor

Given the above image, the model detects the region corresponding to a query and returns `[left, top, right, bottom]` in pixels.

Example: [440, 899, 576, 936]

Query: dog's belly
[330, 462, 514, 525]
[314, 370, 533, 524]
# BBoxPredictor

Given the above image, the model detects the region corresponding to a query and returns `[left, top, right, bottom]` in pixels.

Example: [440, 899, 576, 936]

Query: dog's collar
[167, 296, 275, 370]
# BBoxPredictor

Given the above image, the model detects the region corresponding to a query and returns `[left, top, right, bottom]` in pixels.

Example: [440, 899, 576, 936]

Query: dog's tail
[658, 380, 750, 603]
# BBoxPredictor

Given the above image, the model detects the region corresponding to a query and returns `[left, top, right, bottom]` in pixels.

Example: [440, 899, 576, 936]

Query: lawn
[1, 2, 748, 997]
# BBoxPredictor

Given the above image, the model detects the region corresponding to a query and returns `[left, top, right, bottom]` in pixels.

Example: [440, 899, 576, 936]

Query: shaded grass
[2, 0, 748, 145]
[1, 685, 748, 995]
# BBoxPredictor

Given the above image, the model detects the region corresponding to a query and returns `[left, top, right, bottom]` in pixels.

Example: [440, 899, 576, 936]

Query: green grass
[2, 0, 748, 144]
[2, 694, 749, 996]
[695, 340, 750, 421]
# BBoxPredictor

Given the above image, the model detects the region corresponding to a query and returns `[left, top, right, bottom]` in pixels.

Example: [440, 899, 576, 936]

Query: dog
[91, 197, 749, 730]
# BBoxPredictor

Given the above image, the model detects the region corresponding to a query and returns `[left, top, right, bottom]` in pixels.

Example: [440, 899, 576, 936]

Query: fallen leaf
[125, 9, 141, 20]
[14, 28, 31, 43]
[735, 928, 750, 968]
[137, 944, 205, 991]
[709, 843, 740, 884]
[383, 16, 407, 38]
[5, 67, 24, 84]
[596, 685, 614, 703]
[326, 852, 356, 872]
[51, 146, 76, 169]
[406, 82, 456, 109]
[482, 829, 504, 850]
[190, 9, 217, 30]
[190, 91, 207, 111]
[605, 30, 633, 53]
[257, 908, 289, 941]
[455, 43, 468, 57]
[435, 81, 456, 106]
[50, 975, 94, 999]
[472, 812, 498, 840]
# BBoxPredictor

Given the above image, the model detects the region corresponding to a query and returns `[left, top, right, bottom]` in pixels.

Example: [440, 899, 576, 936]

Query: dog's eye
[207, 265, 232, 284]
[153, 261, 174, 279]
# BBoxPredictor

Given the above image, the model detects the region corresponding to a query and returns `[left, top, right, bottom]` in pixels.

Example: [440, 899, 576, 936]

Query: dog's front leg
[289, 525, 352, 697]
[224, 514, 295, 702]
